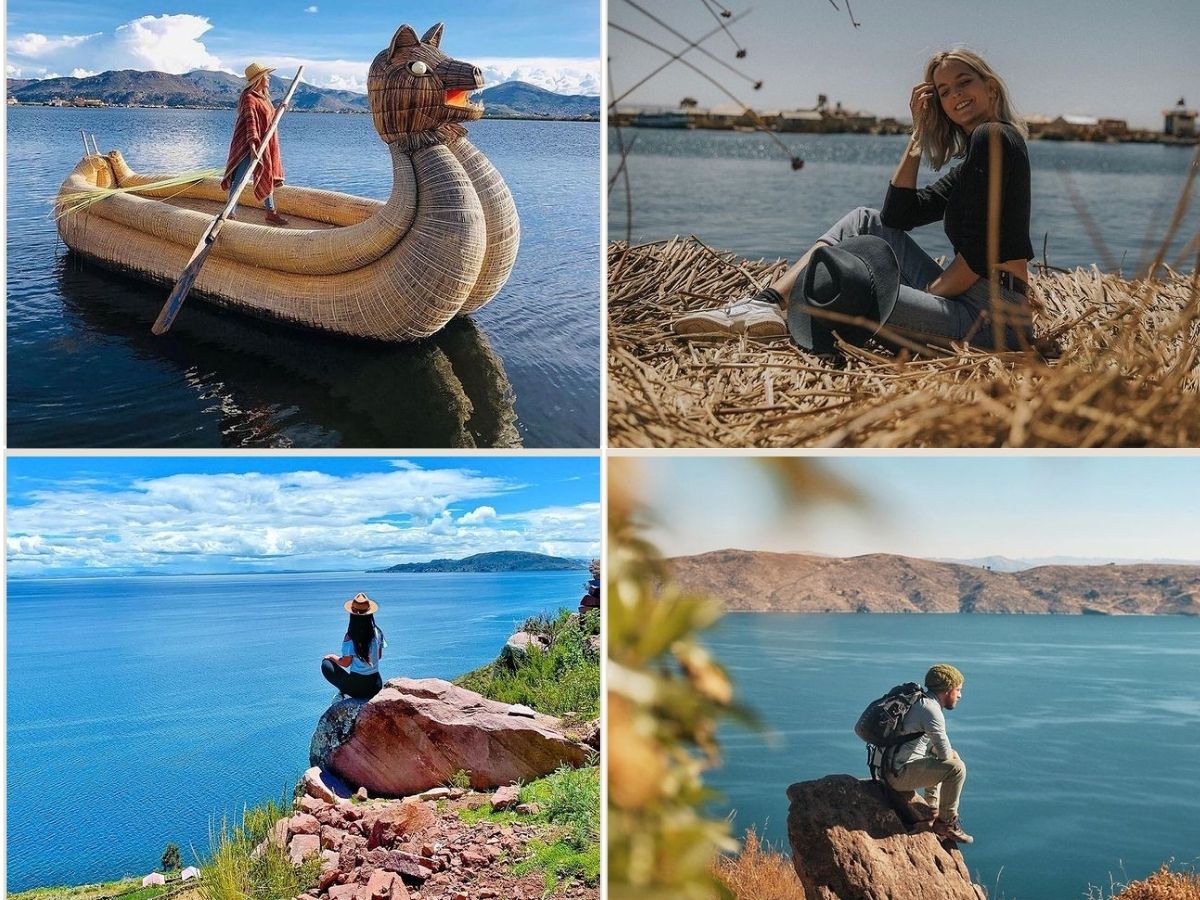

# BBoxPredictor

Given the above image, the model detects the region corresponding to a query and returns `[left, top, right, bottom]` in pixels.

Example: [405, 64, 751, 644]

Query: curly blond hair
[916, 48, 1027, 170]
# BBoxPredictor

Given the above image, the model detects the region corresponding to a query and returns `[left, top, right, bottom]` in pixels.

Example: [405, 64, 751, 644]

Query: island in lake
[668, 549, 1200, 614]
[372, 550, 587, 574]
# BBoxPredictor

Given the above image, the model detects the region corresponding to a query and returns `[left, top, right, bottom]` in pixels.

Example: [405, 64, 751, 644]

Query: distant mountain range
[6, 70, 599, 120]
[666, 549, 1200, 615]
[372, 551, 587, 574]
[935, 555, 1200, 572]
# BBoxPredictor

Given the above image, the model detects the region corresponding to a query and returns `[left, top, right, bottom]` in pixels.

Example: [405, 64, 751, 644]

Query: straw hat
[344, 592, 380, 615]
[243, 62, 275, 84]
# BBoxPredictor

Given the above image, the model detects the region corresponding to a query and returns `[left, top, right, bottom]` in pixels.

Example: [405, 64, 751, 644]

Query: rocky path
[278, 771, 598, 900]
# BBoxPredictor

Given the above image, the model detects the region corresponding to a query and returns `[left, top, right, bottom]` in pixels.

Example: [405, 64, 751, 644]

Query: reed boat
[55, 22, 519, 342]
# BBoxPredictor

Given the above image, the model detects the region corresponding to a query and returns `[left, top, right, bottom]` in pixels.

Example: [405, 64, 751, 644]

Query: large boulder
[786, 775, 985, 900]
[310, 677, 590, 796]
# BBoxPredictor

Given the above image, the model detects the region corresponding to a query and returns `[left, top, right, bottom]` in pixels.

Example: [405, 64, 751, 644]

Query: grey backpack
[854, 682, 926, 780]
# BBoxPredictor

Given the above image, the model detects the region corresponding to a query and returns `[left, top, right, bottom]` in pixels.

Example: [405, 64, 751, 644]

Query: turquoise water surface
[5, 569, 588, 890]
[706, 613, 1200, 900]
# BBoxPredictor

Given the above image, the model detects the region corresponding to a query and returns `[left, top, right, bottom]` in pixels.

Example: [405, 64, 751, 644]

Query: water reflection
[56, 255, 521, 448]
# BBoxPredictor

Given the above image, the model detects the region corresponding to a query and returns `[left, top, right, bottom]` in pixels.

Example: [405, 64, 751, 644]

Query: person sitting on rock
[321, 592, 387, 700]
[885, 663, 973, 844]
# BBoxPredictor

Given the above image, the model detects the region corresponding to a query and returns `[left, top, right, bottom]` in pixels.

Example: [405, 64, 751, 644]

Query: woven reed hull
[56, 138, 519, 341]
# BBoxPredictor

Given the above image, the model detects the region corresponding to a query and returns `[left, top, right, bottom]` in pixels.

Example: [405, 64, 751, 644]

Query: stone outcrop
[310, 678, 590, 796]
[786, 775, 985, 900]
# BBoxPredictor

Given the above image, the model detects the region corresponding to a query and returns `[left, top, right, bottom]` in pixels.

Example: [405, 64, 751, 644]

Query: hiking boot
[673, 294, 787, 337]
[265, 211, 291, 226]
[933, 815, 974, 844]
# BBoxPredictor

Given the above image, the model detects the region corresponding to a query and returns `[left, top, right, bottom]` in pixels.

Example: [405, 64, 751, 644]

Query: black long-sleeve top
[881, 121, 1033, 277]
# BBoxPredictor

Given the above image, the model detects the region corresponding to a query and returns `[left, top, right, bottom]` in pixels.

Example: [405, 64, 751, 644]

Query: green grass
[455, 609, 600, 720]
[8, 879, 185, 900]
[199, 794, 322, 900]
[456, 763, 600, 892]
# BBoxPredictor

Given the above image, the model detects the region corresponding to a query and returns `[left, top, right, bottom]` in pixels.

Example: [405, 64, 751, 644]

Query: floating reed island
[55, 23, 519, 342]
[608, 237, 1200, 447]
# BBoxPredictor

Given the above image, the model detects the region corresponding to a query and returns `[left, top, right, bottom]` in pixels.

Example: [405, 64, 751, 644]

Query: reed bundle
[608, 236, 1200, 447]
[54, 168, 223, 220]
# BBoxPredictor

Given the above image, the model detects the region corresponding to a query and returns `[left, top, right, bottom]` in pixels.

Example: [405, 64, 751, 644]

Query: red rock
[515, 803, 541, 816]
[367, 803, 435, 849]
[459, 848, 488, 867]
[379, 850, 435, 881]
[320, 825, 345, 851]
[355, 786, 370, 801]
[303, 766, 352, 804]
[786, 775, 985, 900]
[327, 884, 358, 900]
[320, 849, 340, 871]
[289, 813, 321, 836]
[359, 869, 407, 900]
[298, 794, 328, 816]
[315, 678, 590, 796]
[490, 785, 520, 811]
[288, 833, 320, 866]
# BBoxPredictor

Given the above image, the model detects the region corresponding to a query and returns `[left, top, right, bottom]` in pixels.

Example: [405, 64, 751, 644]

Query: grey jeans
[812, 206, 1032, 351]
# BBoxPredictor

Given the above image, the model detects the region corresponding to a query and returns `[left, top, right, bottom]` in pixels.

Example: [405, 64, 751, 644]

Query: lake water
[609, 130, 1199, 272]
[5, 569, 589, 891]
[6, 108, 600, 448]
[706, 613, 1200, 900]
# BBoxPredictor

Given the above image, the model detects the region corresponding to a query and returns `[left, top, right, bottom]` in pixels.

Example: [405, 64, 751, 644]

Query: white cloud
[6, 466, 599, 576]
[305, 5, 319, 12]
[6, 19, 600, 98]
[460, 506, 497, 525]
[473, 57, 600, 95]
[6, 15, 223, 78]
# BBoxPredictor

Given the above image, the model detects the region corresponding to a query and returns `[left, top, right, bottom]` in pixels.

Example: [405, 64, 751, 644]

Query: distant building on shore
[1164, 98, 1197, 137]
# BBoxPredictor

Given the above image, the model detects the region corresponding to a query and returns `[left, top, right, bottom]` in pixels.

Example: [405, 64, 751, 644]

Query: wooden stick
[152, 67, 304, 336]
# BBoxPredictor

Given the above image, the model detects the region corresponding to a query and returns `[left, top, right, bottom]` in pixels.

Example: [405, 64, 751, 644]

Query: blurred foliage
[607, 457, 854, 899]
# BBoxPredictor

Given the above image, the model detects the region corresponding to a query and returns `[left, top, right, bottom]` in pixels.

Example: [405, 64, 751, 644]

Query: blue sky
[610, 0, 1200, 129]
[6, 456, 600, 577]
[639, 456, 1200, 563]
[6, 1, 600, 93]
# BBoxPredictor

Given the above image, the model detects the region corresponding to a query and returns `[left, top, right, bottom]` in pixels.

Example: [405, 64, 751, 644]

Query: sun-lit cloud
[473, 57, 600, 95]
[6, 14, 598, 96]
[305, 5, 319, 12]
[7, 465, 600, 577]
[7, 14, 224, 78]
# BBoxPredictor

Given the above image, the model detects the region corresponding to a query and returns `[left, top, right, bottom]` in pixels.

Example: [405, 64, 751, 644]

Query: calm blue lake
[609, 130, 1199, 272]
[7, 108, 600, 448]
[707, 613, 1200, 900]
[5, 569, 589, 890]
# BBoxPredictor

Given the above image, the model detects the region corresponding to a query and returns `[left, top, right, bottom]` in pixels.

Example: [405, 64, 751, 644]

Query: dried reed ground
[608, 237, 1200, 447]
[1104, 867, 1200, 900]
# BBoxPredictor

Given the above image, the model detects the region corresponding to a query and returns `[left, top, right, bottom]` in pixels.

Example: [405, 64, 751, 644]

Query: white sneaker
[674, 295, 787, 337]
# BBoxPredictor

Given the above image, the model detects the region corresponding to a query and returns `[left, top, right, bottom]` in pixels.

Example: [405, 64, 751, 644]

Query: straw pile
[608, 236, 1200, 447]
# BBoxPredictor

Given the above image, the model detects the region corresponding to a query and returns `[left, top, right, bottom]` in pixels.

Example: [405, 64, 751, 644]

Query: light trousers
[887, 754, 967, 818]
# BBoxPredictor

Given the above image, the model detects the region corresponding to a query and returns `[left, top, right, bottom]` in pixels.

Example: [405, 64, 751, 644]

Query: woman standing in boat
[222, 62, 289, 226]
[674, 49, 1035, 353]
[321, 592, 388, 700]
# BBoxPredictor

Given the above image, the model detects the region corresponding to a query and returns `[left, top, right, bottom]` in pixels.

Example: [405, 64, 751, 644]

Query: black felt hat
[787, 235, 901, 354]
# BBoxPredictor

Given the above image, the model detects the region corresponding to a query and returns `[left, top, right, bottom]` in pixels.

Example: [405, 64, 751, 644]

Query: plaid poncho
[221, 86, 285, 201]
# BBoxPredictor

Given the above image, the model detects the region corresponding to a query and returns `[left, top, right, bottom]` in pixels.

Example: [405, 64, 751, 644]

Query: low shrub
[1089, 865, 1200, 900]
[456, 609, 599, 719]
[712, 827, 806, 900]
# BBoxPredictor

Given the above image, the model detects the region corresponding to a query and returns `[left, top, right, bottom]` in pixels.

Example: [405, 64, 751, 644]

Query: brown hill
[666, 549, 1200, 615]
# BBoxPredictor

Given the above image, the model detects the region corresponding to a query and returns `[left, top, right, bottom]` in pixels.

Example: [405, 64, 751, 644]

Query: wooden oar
[152, 66, 305, 336]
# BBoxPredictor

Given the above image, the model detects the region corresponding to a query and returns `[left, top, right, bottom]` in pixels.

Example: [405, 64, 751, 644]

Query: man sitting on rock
[885, 664, 973, 844]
